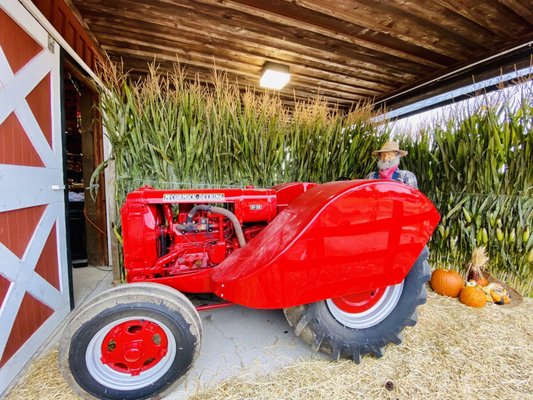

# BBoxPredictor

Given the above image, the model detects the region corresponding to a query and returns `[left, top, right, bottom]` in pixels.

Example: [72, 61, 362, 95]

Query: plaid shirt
[365, 169, 418, 189]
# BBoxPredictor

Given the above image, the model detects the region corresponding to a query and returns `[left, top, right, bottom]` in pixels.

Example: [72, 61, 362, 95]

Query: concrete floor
[171, 305, 327, 399]
[69, 266, 327, 399]
[72, 265, 114, 306]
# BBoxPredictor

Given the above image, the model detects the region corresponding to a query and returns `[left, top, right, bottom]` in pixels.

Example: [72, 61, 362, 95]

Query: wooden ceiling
[69, 0, 533, 111]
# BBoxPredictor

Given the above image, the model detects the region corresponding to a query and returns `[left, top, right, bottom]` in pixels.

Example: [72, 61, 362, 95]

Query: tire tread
[284, 249, 429, 363]
[59, 283, 202, 400]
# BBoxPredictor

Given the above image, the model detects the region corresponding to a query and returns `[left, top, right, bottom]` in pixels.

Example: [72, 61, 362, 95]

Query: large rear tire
[59, 283, 202, 400]
[284, 248, 430, 362]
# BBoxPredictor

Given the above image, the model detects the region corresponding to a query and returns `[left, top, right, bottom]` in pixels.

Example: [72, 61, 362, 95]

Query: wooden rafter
[69, 0, 533, 110]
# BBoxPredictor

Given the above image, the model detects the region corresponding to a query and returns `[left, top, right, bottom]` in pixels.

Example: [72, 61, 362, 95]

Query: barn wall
[32, 0, 101, 70]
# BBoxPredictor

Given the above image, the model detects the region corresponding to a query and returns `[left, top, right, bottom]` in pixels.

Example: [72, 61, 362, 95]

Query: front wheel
[59, 283, 202, 400]
[284, 248, 430, 362]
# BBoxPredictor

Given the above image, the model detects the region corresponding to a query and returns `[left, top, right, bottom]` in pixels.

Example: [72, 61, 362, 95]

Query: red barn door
[0, 0, 70, 392]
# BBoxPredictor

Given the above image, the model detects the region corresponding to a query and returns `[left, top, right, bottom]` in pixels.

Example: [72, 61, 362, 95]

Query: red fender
[211, 180, 440, 309]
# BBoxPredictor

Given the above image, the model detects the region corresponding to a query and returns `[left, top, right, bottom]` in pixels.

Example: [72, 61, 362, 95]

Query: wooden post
[105, 157, 122, 283]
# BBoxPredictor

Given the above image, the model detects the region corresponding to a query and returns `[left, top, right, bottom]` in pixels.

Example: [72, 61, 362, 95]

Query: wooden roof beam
[186, 0, 453, 67]
[220, 0, 456, 67]
[116, 56, 362, 108]
[102, 46, 370, 102]
[90, 23, 393, 95]
[77, 1, 429, 81]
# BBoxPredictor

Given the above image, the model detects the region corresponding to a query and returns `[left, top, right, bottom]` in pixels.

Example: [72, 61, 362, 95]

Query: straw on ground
[6, 290, 532, 400]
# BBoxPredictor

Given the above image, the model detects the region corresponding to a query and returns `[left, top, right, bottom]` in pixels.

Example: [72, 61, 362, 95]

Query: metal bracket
[47, 34, 55, 53]
[49, 184, 66, 190]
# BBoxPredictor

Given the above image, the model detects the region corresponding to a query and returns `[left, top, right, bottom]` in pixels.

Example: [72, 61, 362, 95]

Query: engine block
[121, 186, 283, 282]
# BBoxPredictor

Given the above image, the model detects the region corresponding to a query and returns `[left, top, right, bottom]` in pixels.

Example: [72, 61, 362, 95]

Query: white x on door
[0, 0, 70, 392]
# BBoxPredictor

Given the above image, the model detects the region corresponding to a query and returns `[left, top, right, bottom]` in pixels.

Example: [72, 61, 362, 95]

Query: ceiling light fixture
[260, 62, 290, 90]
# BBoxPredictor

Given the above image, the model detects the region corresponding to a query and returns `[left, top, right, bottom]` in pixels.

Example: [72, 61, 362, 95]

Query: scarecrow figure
[366, 141, 418, 189]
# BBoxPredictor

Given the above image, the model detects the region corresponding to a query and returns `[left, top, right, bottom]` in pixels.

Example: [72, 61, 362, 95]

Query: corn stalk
[96, 61, 532, 295]
[399, 84, 533, 296]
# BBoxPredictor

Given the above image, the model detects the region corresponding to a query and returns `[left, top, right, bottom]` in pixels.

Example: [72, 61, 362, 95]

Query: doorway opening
[63, 59, 110, 305]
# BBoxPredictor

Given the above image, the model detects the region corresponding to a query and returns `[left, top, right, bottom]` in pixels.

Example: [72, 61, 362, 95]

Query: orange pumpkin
[459, 286, 487, 308]
[476, 277, 489, 287]
[430, 269, 464, 298]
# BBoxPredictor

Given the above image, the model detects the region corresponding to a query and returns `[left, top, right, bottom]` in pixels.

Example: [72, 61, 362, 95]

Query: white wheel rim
[85, 316, 176, 391]
[326, 281, 404, 329]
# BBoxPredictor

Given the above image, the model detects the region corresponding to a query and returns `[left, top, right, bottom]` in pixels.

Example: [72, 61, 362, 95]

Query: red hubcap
[100, 320, 168, 376]
[331, 287, 386, 313]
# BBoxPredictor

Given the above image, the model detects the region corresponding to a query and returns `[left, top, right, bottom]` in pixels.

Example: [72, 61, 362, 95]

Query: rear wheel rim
[85, 316, 176, 391]
[326, 281, 404, 329]
[330, 287, 387, 313]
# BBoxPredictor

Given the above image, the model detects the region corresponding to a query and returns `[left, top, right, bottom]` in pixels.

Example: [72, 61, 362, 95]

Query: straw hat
[372, 141, 408, 157]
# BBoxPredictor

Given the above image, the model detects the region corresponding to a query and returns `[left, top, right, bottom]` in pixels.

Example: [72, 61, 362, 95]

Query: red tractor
[59, 180, 440, 399]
